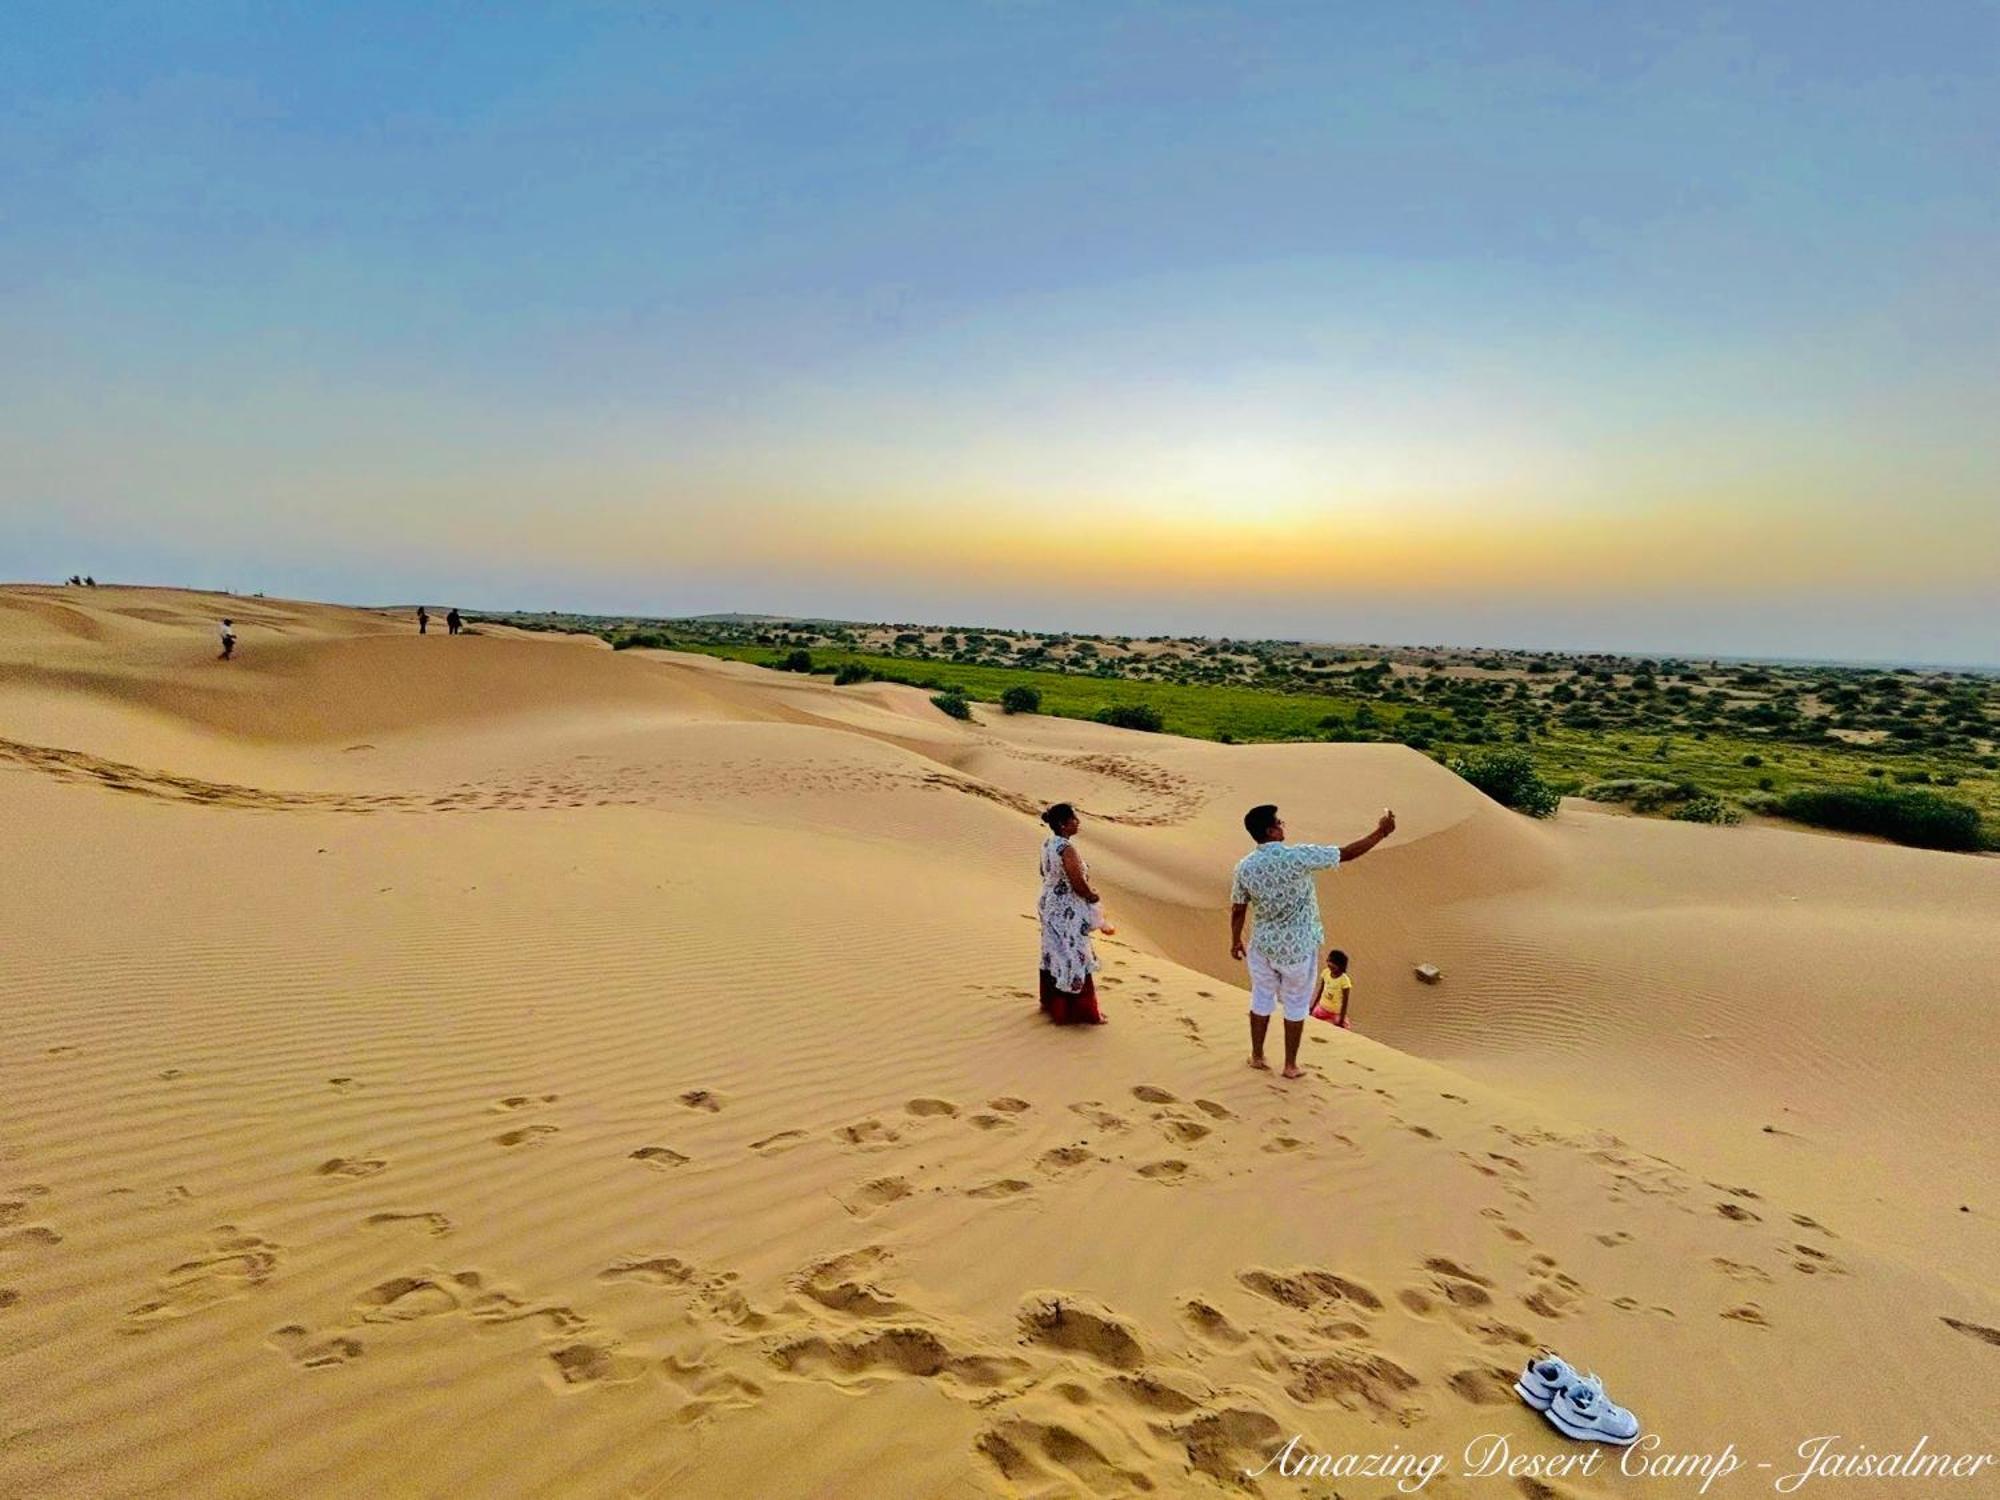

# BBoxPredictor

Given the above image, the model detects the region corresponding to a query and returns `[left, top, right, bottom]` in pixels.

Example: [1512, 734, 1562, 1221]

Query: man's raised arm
[1339, 809, 1397, 863]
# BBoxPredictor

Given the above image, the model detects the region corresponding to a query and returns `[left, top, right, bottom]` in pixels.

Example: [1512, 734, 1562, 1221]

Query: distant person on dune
[446, 608, 462, 635]
[1230, 804, 1394, 1078]
[218, 618, 236, 661]
[1038, 802, 1115, 1026]
[417, 606, 430, 635]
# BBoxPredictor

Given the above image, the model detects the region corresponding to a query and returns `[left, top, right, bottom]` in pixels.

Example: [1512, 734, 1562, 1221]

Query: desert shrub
[1000, 685, 1041, 715]
[833, 663, 872, 685]
[610, 629, 673, 650]
[1581, 778, 1681, 813]
[1739, 790, 1781, 813]
[1773, 786, 1983, 852]
[1095, 703, 1164, 733]
[1893, 769, 1931, 784]
[1670, 795, 1741, 825]
[1741, 753, 1763, 767]
[1450, 749, 1561, 818]
[930, 691, 972, 721]
[778, 648, 814, 673]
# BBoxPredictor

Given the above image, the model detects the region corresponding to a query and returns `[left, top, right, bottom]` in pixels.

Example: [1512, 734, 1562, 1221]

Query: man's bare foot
[1248, 1055, 1269, 1070]
[1281, 1065, 1305, 1079]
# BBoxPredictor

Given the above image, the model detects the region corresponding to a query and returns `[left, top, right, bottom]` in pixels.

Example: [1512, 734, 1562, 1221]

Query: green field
[655, 640, 1998, 840]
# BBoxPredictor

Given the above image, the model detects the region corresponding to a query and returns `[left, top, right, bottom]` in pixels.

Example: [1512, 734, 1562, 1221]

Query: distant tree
[1000, 685, 1041, 715]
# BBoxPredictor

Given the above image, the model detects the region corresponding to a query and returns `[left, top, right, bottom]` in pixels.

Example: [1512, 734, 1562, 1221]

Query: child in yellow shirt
[1310, 948, 1353, 1028]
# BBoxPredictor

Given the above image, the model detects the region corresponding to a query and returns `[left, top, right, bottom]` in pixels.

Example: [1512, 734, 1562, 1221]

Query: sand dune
[2, 586, 1995, 1498]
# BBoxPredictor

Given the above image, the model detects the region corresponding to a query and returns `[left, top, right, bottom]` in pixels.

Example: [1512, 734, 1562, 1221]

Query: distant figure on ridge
[84, 575, 96, 587]
[1038, 802, 1116, 1026]
[218, 618, 236, 661]
[446, 608, 462, 636]
[417, 606, 430, 635]
[1230, 804, 1394, 1078]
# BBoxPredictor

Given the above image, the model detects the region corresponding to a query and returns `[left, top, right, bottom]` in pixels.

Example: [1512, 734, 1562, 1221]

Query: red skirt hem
[1039, 970, 1102, 1025]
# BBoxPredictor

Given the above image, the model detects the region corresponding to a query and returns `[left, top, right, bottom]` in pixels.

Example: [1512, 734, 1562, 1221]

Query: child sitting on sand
[1310, 948, 1352, 1027]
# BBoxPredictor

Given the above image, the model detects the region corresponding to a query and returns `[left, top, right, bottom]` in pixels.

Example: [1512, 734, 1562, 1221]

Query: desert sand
[2, 585, 1995, 1499]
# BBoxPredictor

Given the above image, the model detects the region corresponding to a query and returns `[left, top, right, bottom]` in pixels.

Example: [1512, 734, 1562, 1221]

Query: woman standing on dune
[1038, 803, 1114, 1025]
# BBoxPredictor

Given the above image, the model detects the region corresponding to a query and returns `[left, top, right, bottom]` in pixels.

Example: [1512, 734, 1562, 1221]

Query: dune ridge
[2, 586, 1995, 1498]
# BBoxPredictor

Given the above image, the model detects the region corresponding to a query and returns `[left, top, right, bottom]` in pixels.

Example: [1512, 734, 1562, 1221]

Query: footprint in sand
[679, 1090, 724, 1112]
[1181, 1297, 1248, 1346]
[750, 1130, 808, 1155]
[328, 1077, 363, 1093]
[834, 1119, 900, 1148]
[1239, 1266, 1385, 1313]
[126, 1227, 280, 1326]
[1035, 1146, 1094, 1175]
[269, 1324, 363, 1369]
[775, 1326, 1028, 1388]
[0, 1289, 20, 1310]
[1137, 1159, 1192, 1182]
[364, 1211, 454, 1238]
[494, 1124, 559, 1148]
[355, 1273, 470, 1322]
[1131, 1085, 1177, 1104]
[987, 1097, 1031, 1113]
[1715, 1202, 1761, 1223]
[547, 1340, 649, 1389]
[0, 1226, 62, 1251]
[1281, 1345, 1424, 1421]
[1018, 1294, 1146, 1369]
[493, 1094, 559, 1112]
[1193, 1099, 1233, 1120]
[964, 1113, 1014, 1131]
[904, 1098, 958, 1118]
[1712, 1258, 1773, 1285]
[1721, 1303, 1771, 1328]
[316, 1156, 388, 1180]
[843, 1177, 913, 1216]
[1160, 1118, 1212, 1145]
[977, 1420, 1151, 1493]
[967, 1178, 1035, 1200]
[1068, 1103, 1129, 1132]
[1447, 1364, 1521, 1405]
[601, 1255, 699, 1287]
[630, 1146, 691, 1170]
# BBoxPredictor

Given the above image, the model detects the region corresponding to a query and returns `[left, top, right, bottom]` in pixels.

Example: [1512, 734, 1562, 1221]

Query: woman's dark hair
[1041, 802, 1076, 832]
[1244, 803, 1280, 840]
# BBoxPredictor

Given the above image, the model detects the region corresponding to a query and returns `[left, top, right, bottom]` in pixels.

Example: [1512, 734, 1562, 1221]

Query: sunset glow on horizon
[3, 4, 1995, 662]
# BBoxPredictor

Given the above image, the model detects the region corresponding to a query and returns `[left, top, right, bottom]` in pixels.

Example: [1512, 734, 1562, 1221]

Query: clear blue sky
[4, 2, 1995, 661]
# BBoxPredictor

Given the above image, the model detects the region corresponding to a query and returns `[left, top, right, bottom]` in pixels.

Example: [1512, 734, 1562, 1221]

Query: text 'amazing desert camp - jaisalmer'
[2, 6, 1996, 1499]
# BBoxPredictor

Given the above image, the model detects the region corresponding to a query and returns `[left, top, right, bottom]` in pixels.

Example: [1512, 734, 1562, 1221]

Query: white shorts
[1248, 950, 1317, 1023]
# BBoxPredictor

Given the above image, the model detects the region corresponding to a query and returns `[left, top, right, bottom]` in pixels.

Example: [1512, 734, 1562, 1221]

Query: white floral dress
[1038, 834, 1100, 994]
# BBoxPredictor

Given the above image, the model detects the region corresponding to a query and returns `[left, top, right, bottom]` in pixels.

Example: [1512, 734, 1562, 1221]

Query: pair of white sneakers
[1513, 1354, 1642, 1446]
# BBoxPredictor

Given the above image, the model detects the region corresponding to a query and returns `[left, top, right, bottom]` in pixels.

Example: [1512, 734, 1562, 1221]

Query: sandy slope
[1, 585, 1995, 1500]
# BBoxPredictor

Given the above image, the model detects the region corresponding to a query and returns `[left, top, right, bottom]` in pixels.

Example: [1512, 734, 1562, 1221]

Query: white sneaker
[1513, 1353, 1578, 1412]
[1545, 1372, 1641, 1446]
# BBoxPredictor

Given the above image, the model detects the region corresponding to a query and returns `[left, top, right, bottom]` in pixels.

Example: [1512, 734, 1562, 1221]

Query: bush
[931, 691, 972, 721]
[777, 648, 814, 673]
[833, 663, 872, 685]
[1450, 749, 1561, 818]
[610, 629, 673, 650]
[1741, 753, 1763, 768]
[1095, 703, 1165, 733]
[1670, 795, 1741, 825]
[1773, 786, 1983, 852]
[1000, 685, 1041, 715]
[1581, 777, 1681, 813]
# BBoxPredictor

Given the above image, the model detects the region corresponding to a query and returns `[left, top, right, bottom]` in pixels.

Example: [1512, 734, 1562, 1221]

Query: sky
[3, 1, 1995, 663]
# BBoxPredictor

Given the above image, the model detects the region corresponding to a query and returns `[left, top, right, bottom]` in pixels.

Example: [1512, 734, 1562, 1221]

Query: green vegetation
[1095, 703, 1164, 732]
[1772, 786, 1982, 852]
[1000, 684, 1041, 715]
[1449, 749, 1561, 818]
[930, 690, 972, 721]
[468, 608, 1997, 851]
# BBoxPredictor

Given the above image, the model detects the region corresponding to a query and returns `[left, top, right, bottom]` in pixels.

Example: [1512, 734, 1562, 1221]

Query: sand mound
[2, 586, 1995, 1497]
